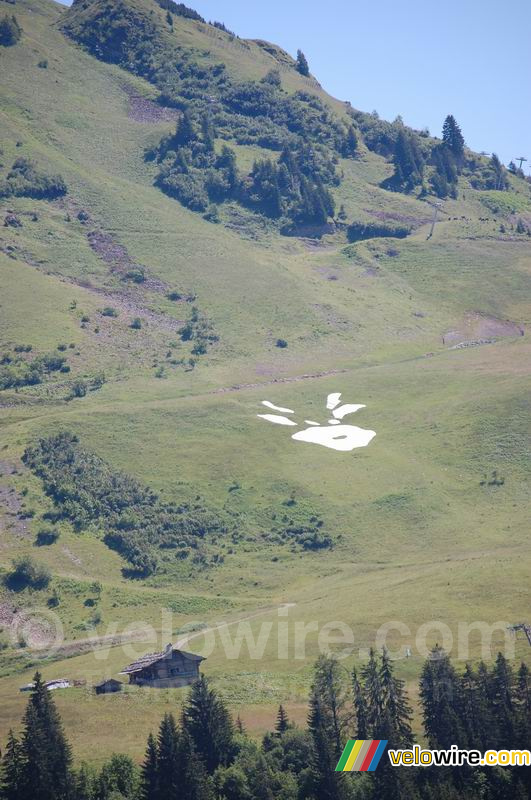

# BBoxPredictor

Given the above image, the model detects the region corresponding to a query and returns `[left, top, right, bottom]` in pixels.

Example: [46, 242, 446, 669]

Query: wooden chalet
[120, 644, 204, 688]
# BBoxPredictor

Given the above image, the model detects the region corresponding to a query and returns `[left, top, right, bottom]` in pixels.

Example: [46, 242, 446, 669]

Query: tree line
[2, 646, 530, 800]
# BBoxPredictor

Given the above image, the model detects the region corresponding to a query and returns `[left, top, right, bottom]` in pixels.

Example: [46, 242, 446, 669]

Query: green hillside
[0, 0, 530, 765]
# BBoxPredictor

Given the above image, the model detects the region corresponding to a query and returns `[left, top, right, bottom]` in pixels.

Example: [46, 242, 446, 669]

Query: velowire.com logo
[336, 739, 388, 772]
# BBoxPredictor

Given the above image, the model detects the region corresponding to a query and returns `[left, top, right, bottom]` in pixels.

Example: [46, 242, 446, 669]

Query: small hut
[94, 678, 123, 695]
[120, 644, 204, 688]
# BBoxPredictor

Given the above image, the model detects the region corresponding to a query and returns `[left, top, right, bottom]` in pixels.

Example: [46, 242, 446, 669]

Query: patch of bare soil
[122, 85, 179, 124]
[0, 464, 31, 539]
[86, 229, 168, 293]
[443, 312, 524, 346]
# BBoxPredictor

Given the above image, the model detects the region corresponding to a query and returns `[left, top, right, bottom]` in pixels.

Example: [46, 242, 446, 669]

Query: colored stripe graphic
[335, 740, 388, 772]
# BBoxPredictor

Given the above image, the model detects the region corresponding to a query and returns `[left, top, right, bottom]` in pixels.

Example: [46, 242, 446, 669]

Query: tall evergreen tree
[18, 672, 73, 800]
[361, 648, 384, 736]
[351, 668, 368, 740]
[393, 130, 424, 189]
[183, 675, 234, 774]
[201, 114, 215, 153]
[307, 687, 345, 800]
[420, 647, 466, 749]
[1, 731, 23, 800]
[380, 648, 413, 746]
[141, 732, 158, 800]
[174, 728, 213, 800]
[490, 652, 516, 747]
[311, 656, 350, 758]
[157, 713, 179, 799]
[442, 115, 465, 160]
[275, 705, 289, 736]
[174, 109, 196, 147]
[295, 49, 310, 76]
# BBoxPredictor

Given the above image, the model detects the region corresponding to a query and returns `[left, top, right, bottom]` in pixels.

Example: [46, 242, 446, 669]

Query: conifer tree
[174, 109, 196, 147]
[235, 715, 245, 735]
[380, 648, 413, 746]
[141, 732, 158, 800]
[275, 705, 289, 736]
[19, 672, 73, 800]
[442, 115, 465, 160]
[307, 688, 345, 800]
[351, 668, 368, 740]
[311, 656, 349, 758]
[393, 130, 424, 189]
[174, 728, 214, 800]
[295, 50, 310, 76]
[183, 674, 234, 774]
[201, 115, 215, 153]
[1, 730, 23, 800]
[361, 648, 384, 736]
[420, 647, 466, 749]
[490, 652, 516, 747]
[157, 713, 179, 799]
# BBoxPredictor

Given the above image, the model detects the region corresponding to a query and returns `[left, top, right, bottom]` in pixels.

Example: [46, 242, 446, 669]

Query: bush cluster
[22, 432, 225, 576]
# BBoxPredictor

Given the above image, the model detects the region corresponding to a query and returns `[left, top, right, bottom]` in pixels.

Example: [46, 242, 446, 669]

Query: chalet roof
[120, 646, 205, 675]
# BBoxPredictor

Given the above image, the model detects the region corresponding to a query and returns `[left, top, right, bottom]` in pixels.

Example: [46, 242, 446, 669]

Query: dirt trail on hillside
[211, 369, 347, 395]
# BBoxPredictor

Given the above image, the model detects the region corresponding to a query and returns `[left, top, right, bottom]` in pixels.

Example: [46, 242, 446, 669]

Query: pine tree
[442, 115, 465, 160]
[342, 126, 358, 157]
[307, 688, 345, 800]
[174, 110, 196, 147]
[18, 672, 73, 800]
[361, 648, 384, 736]
[235, 715, 245, 735]
[393, 130, 424, 189]
[311, 656, 349, 758]
[295, 50, 310, 76]
[141, 732, 158, 800]
[380, 648, 413, 746]
[174, 728, 214, 800]
[157, 713, 179, 799]
[419, 647, 466, 749]
[490, 652, 516, 747]
[183, 674, 234, 774]
[1, 730, 23, 800]
[351, 668, 367, 740]
[275, 705, 289, 736]
[201, 114, 215, 153]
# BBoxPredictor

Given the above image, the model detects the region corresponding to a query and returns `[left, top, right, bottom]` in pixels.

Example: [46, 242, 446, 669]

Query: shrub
[123, 267, 145, 284]
[0, 14, 21, 47]
[5, 556, 51, 591]
[37, 59, 48, 68]
[347, 221, 411, 242]
[35, 528, 60, 546]
[275, 338, 288, 348]
[0, 157, 66, 199]
[23, 431, 226, 576]
[100, 306, 118, 317]
[70, 380, 87, 398]
[130, 317, 142, 330]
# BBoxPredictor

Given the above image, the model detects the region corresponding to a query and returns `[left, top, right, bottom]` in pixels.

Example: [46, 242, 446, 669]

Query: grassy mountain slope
[0, 0, 530, 761]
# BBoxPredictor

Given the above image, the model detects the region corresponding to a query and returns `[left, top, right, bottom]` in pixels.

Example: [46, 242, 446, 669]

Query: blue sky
[56, 0, 530, 168]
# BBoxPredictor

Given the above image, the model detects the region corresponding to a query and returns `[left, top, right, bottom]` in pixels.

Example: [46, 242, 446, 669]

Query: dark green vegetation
[0, 157, 66, 200]
[3, 650, 531, 800]
[0, 0, 530, 770]
[0, 14, 21, 47]
[22, 432, 226, 576]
